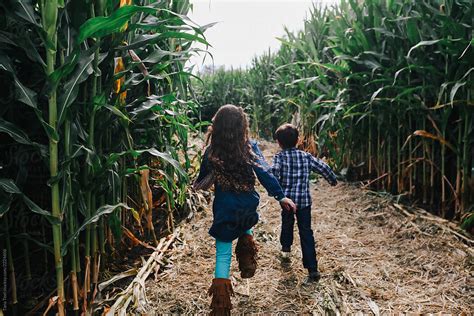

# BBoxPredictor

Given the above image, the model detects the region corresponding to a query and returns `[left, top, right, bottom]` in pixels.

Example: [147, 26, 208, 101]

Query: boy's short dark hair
[274, 124, 299, 149]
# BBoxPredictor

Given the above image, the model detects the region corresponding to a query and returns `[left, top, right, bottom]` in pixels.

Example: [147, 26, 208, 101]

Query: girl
[194, 105, 295, 315]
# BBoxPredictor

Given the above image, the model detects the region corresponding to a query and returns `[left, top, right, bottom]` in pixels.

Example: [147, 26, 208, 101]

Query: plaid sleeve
[269, 153, 281, 180]
[309, 154, 337, 186]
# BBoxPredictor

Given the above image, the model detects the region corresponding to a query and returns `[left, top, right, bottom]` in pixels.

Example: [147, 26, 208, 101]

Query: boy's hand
[279, 198, 297, 213]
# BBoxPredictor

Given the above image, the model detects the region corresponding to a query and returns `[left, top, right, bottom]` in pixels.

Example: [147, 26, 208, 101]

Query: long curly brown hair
[206, 105, 256, 192]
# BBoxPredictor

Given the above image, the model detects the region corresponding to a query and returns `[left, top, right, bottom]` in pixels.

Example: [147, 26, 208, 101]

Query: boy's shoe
[280, 251, 291, 260]
[280, 246, 291, 262]
[235, 234, 258, 278]
[279, 246, 291, 266]
[278, 248, 291, 270]
[303, 268, 321, 284]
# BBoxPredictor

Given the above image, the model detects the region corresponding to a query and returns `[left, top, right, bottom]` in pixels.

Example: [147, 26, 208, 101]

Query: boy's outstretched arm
[309, 155, 337, 186]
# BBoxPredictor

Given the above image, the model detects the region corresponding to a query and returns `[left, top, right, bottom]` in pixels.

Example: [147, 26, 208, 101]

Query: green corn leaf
[10, 0, 40, 26]
[406, 18, 419, 44]
[0, 118, 36, 146]
[14, 78, 38, 108]
[58, 51, 106, 127]
[0, 179, 58, 223]
[0, 119, 47, 156]
[158, 31, 210, 45]
[11, 233, 54, 253]
[0, 179, 22, 194]
[369, 87, 385, 104]
[142, 48, 190, 63]
[450, 82, 466, 106]
[0, 54, 38, 108]
[105, 147, 187, 179]
[108, 169, 121, 203]
[77, 194, 87, 217]
[458, 68, 474, 82]
[61, 203, 130, 255]
[108, 212, 122, 240]
[49, 52, 80, 88]
[138, 148, 187, 179]
[123, 31, 209, 50]
[39, 119, 60, 143]
[0, 32, 18, 46]
[78, 5, 157, 43]
[93, 94, 107, 112]
[407, 39, 442, 58]
[104, 105, 131, 122]
[392, 86, 423, 101]
[23, 195, 60, 224]
[0, 53, 14, 72]
[0, 195, 13, 217]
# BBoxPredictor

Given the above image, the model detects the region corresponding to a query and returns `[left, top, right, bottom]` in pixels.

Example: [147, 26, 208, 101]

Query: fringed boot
[208, 278, 234, 316]
[235, 234, 258, 278]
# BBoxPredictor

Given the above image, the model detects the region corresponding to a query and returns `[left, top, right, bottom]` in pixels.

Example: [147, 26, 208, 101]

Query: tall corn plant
[195, 66, 252, 122]
[195, 0, 473, 223]
[0, 0, 207, 314]
[42, 0, 65, 313]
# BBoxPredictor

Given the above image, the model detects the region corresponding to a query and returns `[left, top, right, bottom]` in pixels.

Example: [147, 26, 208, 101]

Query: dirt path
[145, 141, 473, 314]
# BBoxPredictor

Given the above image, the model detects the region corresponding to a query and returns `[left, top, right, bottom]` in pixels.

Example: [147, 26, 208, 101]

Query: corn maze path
[145, 141, 473, 314]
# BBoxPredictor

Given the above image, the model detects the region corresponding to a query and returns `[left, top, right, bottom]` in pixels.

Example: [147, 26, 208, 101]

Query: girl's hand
[280, 198, 297, 213]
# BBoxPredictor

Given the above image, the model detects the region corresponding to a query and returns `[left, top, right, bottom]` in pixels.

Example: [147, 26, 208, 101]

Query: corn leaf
[78, 5, 157, 43]
[61, 203, 130, 255]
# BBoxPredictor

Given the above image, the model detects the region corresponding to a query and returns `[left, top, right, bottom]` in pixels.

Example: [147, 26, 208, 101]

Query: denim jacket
[196, 140, 285, 241]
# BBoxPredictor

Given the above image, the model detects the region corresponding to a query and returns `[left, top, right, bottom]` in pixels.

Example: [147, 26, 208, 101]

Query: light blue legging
[215, 229, 252, 279]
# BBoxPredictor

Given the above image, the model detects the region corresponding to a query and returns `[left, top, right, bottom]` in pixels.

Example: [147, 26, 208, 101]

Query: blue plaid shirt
[269, 148, 337, 209]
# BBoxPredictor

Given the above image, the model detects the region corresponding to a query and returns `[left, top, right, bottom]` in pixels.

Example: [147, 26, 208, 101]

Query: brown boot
[208, 278, 233, 316]
[235, 234, 258, 278]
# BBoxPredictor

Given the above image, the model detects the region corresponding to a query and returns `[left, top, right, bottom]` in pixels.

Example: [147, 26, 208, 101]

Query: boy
[270, 123, 337, 283]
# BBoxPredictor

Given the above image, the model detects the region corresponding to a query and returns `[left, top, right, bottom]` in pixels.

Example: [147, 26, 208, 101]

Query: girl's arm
[250, 141, 284, 199]
[250, 142, 296, 212]
[193, 149, 214, 190]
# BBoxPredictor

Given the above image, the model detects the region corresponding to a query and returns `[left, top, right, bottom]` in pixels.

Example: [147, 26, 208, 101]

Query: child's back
[194, 106, 297, 314]
[271, 147, 337, 210]
[270, 123, 337, 283]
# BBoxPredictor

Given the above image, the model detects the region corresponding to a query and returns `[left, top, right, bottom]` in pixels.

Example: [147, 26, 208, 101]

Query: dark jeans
[280, 205, 318, 269]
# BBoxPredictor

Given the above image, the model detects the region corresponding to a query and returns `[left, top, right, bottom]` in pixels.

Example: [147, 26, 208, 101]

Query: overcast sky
[188, 0, 339, 70]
